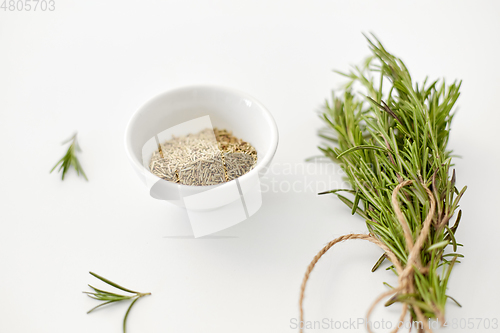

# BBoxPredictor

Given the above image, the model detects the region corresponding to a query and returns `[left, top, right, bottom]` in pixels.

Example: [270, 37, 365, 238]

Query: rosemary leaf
[50, 132, 88, 181]
[84, 272, 151, 333]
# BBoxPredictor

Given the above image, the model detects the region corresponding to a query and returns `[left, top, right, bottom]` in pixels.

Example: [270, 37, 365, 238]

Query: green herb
[50, 132, 88, 180]
[83, 272, 151, 333]
[317, 35, 465, 324]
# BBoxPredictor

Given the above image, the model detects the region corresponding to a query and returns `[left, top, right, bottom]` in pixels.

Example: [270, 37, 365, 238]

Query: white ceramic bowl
[124, 85, 279, 209]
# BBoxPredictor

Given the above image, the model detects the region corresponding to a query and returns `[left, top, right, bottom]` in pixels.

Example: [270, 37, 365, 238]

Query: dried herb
[300, 35, 466, 332]
[50, 132, 88, 181]
[149, 128, 257, 186]
[83, 272, 151, 333]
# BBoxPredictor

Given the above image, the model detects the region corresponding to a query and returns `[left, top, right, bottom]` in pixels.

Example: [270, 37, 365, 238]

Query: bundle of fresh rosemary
[299, 36, 466, 332]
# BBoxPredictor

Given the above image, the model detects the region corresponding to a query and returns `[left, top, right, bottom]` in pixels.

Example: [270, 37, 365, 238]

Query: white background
[1, 1, 499, 332]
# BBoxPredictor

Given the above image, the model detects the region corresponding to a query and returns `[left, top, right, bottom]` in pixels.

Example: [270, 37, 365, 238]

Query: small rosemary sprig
[50, 132, 88, 180]
[83, 272, 151, 333]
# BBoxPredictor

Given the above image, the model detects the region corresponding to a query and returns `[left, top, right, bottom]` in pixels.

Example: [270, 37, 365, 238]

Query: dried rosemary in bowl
[149, 128, 257, 186]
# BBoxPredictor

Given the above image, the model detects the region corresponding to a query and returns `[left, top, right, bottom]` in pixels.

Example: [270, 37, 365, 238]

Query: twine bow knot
[299, 180, 437, 333]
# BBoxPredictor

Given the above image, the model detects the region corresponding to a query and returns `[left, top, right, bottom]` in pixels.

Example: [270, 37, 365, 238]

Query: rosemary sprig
[318, 35, 465, 323]
[50, 132, 88, 180]
[84, 272, 151, 333]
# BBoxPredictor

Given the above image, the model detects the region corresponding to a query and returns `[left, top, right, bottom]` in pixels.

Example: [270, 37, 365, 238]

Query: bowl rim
[124, 84, 279, 190]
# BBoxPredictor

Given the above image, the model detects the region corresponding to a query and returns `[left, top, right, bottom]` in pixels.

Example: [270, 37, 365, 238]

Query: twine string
[299, 180, 436, 333]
